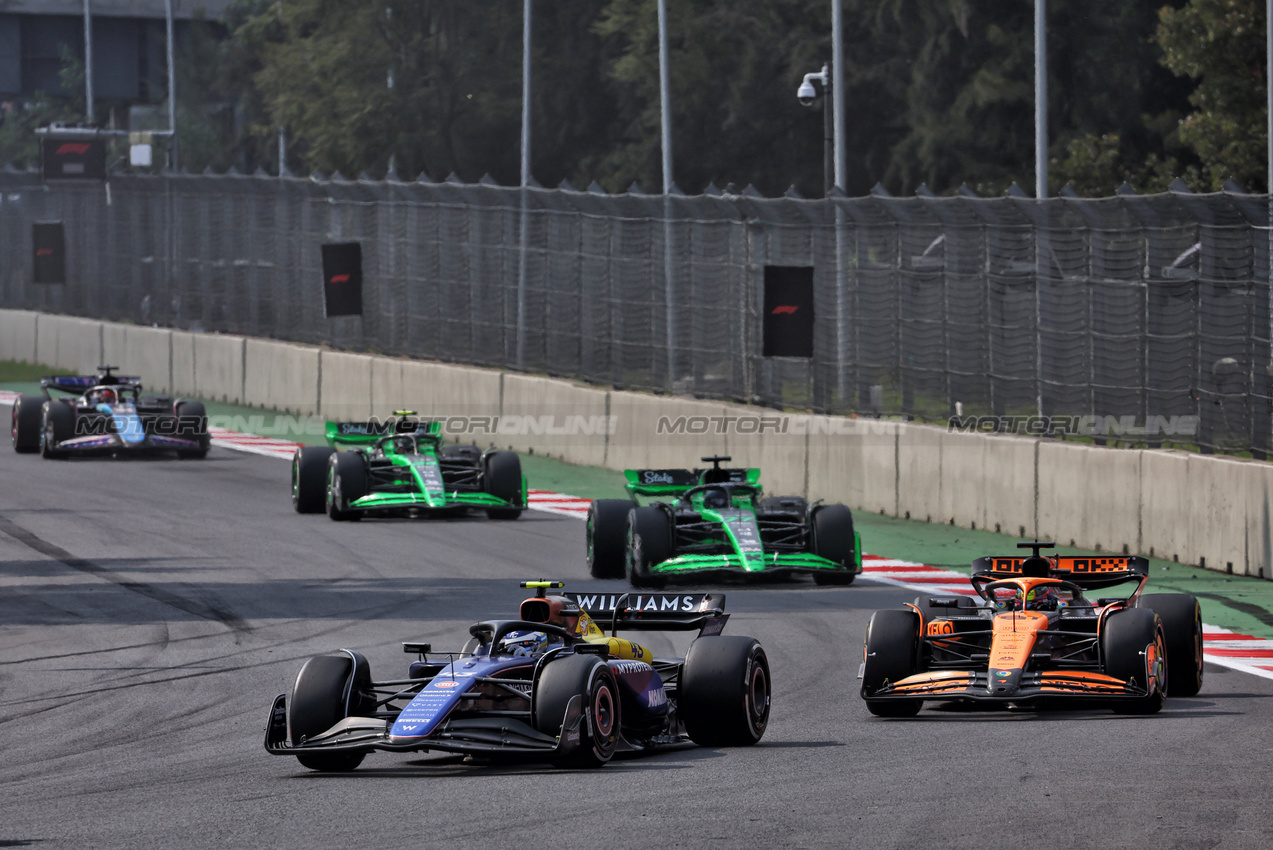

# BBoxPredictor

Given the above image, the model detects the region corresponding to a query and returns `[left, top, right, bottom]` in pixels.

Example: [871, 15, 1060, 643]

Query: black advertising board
[762, 265, 814, 358]
[321, 242, 364, 317]
[42, 138, 107, 181]
[32, 222, 65, 284]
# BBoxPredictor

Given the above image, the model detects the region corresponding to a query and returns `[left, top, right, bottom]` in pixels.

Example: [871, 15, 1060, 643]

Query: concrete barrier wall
[1038, 442, 1143, 555]
[35, 314, 103, 373]
[0, 309, 38, 362]
[102, 325, 173, 394]
[191, 334, 245, 404]
[319, 351, 374, 419]
[499, 374, 610, 466]
[8, 310, 1272, 578]
[243, 339, 319, 413]
[170, 331, 197, 398]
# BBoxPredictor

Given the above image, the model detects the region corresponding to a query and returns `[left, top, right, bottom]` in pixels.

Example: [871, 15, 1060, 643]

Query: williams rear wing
[564, 592, 730, 636]
[970, 555, 1149, 590]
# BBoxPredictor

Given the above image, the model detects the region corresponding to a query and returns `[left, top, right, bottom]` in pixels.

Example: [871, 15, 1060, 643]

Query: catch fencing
[0, 169, 1269, 454]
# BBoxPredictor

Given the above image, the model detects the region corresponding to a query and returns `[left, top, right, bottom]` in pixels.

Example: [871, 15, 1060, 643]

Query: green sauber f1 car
[290, 412, 526, 521]
[586, 455, 861, 587]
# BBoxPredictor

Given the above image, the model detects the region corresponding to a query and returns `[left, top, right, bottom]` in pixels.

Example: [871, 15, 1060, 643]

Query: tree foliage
[1156, 0, 1267, 191]
[4, 0, 1262, 198]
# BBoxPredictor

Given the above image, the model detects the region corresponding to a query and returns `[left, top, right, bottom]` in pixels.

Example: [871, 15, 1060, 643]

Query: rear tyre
[535, 654, 619, 768]
[1136, 593, 1203, 698]
[1103, 608, 1168, 715]
[679, 636, 771, 746]
[326, 452, 367, 521]
[587, 499, 631, 578]
[292, 446, 335, 513]
[861, 609, 922, 717]
[811, 504, 857, 585]
[12, 394, 44, 453]
[288, 651, 373, 772]
[626, 506, 672, 588]
[40, 400, 74, 459]
[174, 400, 210, 459]
[483, 451, 523, 519]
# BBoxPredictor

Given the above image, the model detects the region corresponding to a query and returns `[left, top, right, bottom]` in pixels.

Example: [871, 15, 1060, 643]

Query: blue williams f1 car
[10, 366, 209, 459]
[264, 582, 770, 771]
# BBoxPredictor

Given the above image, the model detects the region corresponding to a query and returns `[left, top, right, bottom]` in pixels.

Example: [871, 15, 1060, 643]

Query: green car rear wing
[623, 467, 760, 501]
[324, 416, 443, 448]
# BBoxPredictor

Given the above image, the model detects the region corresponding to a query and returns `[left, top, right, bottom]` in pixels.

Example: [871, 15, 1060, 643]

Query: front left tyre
[288, 651, 374, 772]
[11, 394, 43, 453]
[1135, 593, 1203, 698]
[1104, 607, 1168, 715]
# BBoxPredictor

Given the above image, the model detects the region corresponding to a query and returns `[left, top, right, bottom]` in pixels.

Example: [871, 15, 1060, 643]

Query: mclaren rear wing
[970, 554, 1149, 590]
[564, 592, 730, 636]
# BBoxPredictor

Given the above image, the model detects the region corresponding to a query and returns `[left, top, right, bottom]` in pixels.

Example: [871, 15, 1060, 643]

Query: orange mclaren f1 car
[859, 542, 1203, 716]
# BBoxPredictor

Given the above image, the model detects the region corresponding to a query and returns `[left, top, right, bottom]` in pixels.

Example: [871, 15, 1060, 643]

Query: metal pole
[83, 0, 93, 123]
[659, 0, 675, 386]
[822, 63, 832, 197]
[831, 2, 848, 406]
[277, 127, 286, 174]
[516, 0, 531, 368]
[1034, 0, 1047, 199]
[831, 0, 845, 191]
[165, 0, 177, 171]
[1266, 0, 1272, 453]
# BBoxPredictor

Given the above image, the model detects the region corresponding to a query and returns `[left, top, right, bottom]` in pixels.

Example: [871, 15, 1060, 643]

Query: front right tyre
[587, 499, 631, 578]
[12, 394, 43, 453]
[861, 609, 922, 717]
[288, 651, 373, 772]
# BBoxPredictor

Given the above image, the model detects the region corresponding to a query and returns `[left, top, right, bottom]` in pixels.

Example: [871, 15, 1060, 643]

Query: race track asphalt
[2, 445, 1272, 849]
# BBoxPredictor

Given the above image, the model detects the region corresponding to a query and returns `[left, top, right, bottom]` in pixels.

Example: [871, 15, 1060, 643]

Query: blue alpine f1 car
[264, 582, 770, 771]
[10, 366, 209, 459]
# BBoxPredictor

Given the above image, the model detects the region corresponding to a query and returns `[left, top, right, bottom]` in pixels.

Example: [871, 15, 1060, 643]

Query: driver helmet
[1025, 585, 1059, 611]
[702, 487, 730, 509]
[88, 387, 118, 405]
[499, 630, 548, 657]
[391, 435, 416, 454]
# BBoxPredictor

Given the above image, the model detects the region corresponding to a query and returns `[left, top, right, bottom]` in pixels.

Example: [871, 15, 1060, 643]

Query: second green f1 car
[291, 413, 525, 521]
[586, 455, 861, 587]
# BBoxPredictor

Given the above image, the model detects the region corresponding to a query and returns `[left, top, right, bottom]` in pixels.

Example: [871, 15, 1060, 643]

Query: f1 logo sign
[321, 242, 363, 316]
[771, 305, 798, 315]
[55, 143, 91, 156]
